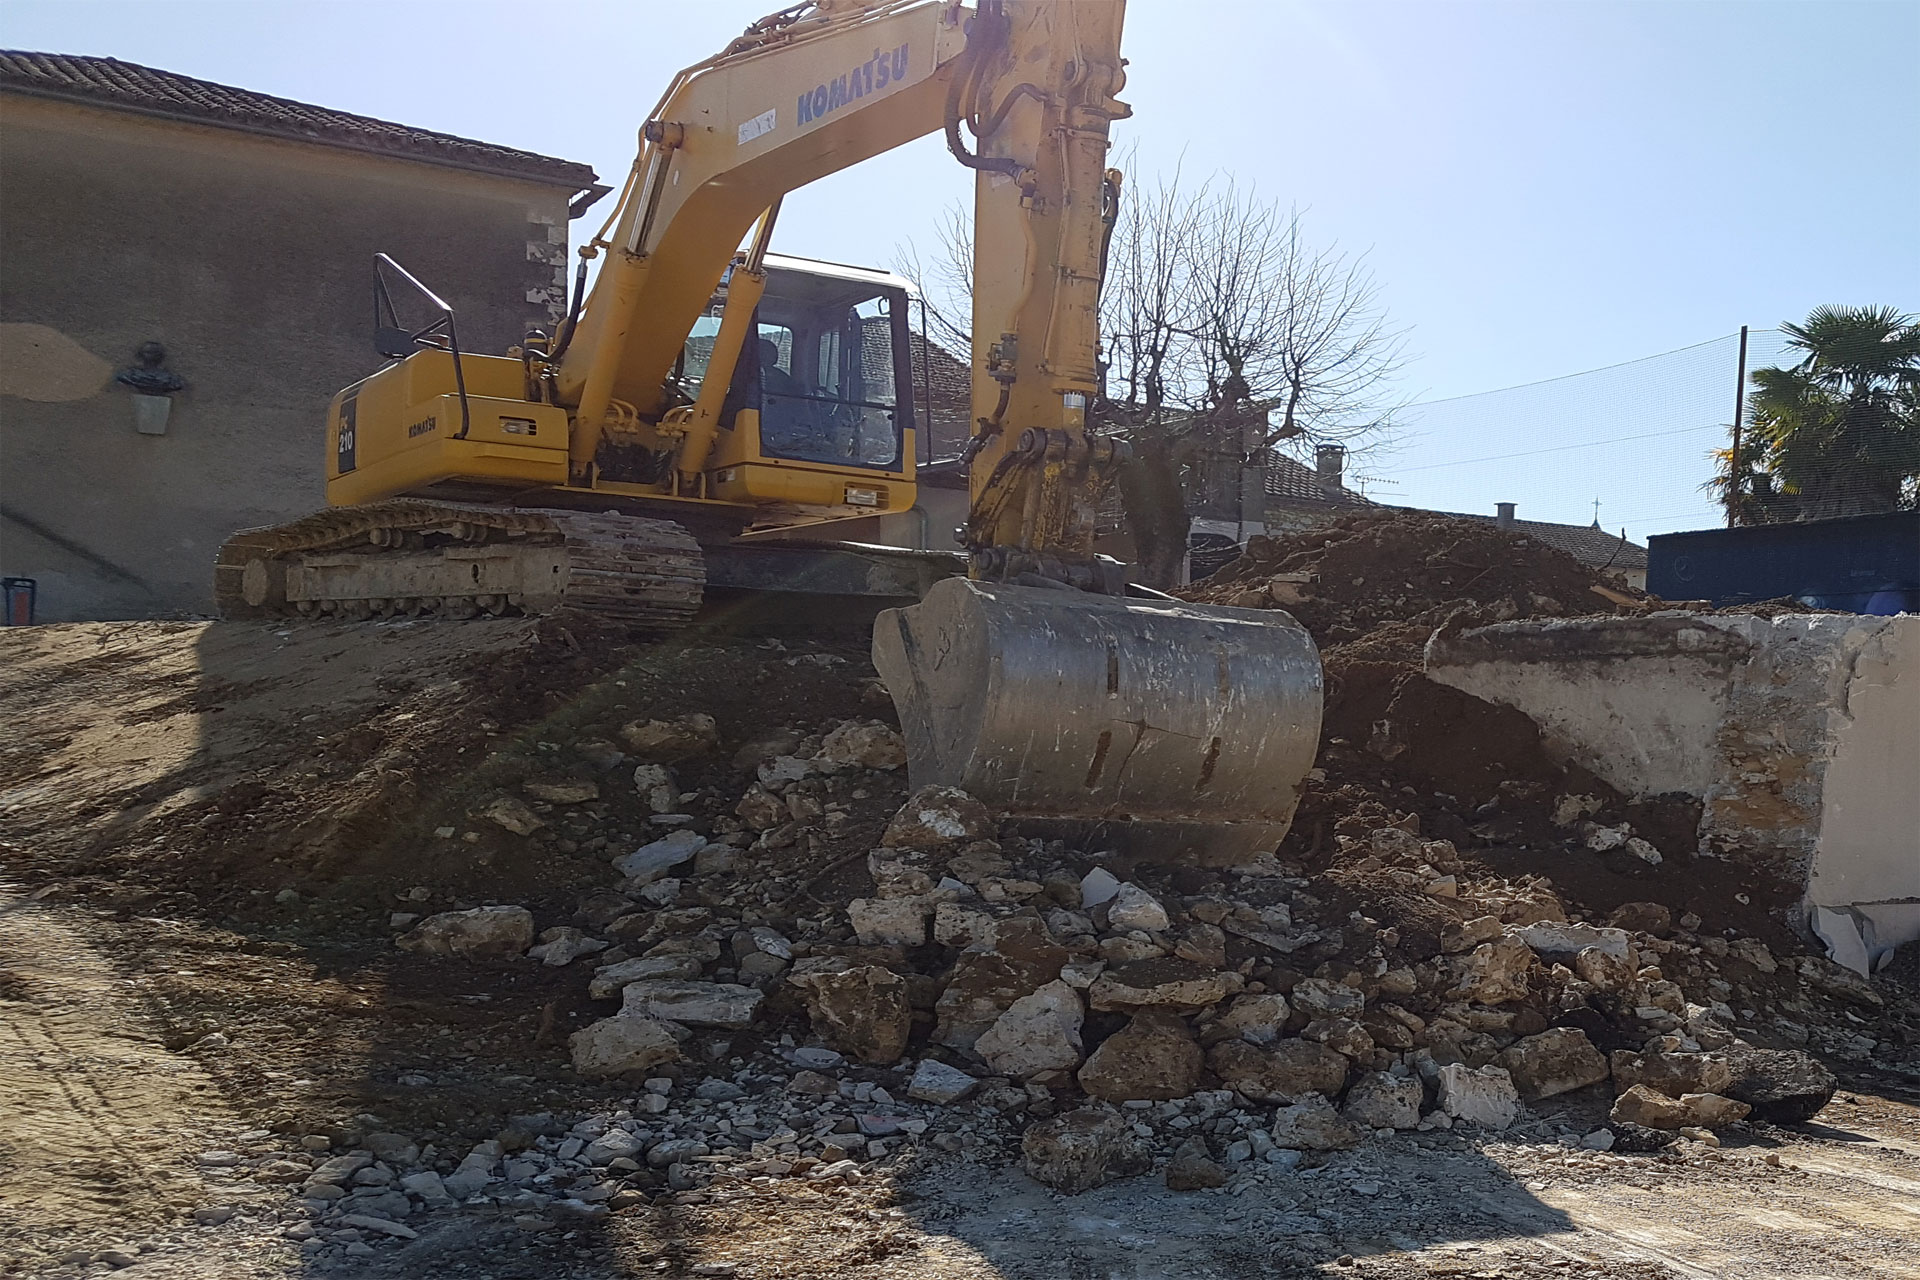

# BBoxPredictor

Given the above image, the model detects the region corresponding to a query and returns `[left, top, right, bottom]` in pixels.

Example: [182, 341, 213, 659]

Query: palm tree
[1732, 305, 1920, 521]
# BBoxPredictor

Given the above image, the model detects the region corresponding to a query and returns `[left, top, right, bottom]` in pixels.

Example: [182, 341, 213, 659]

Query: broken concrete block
[1106, 883, 1170, 933]
[1610, 1083, 1689, 1129]
[1495, 1027, 1609, 1100]
[523, 779, 598, 805]
[734, 784, 787, 830]
[1087, 958, 1242, 1013]
[1020, 1107, 1147, 1193]
[1077, 1013, 1203, 1102]
[1341, 1072, 1423, 1130]
[1290, 977, 1366, 1019]
[1302, 1016, 1375, 1063]
[1573, 945, 1635, 992]
[483, 796, 544, 836]
[975, 980, 1084, 1077]
[818, 720, 907, 770]
[931, 919, 1069, 1052]
[1677, 1092, 1752, 1128]
[1441, 915, 1505, 955]
[906, 1059, 979, 1105]
[1721, 1047, 1837, 1123]
[611, 828, 707, 883]
[1213, 992, 1292, 1046]
[1435, 1063, 1520, 1130]
[880, 785, 995, 852]
[1207, 1038, 1349, 1104]
[569, 1015, 681, 1078]
[396, 906, 534, 959]
[588, 954, 705, 998]
[933, 901, 998, 949]
[618, 980, 762, 1029]
[631, 764, 679, 814]
[618, 713, 719, 762]
[788, 964, 911, 1065]
[1445, 936, 1536, 1005]
[848, 896, 930, 947]
[1509, 921, 1631, 960]
[1607, 901, 1674, 937]
[1608, 1050, 1733, 1099]
[527, 926, 609, 968]
[1611, 1084, 1748, 1130]
[1269, 1093, 1363, 1150]
[1163, 1138, 1228, 1191]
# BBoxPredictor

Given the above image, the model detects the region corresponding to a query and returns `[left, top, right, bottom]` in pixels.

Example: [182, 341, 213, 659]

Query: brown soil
[1187, 510, 1635, 644]
[2, 619, 903, 922]
[4, 613, 1918, 1279]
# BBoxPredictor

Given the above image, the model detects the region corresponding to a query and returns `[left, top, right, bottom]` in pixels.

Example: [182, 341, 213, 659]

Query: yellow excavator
[215, 0, 1322, 862]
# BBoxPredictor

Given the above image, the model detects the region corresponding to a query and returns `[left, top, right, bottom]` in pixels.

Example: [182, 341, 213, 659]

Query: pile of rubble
[1186, 511, 1643, 645]
[38, 525, 1910, 1271]
[71, 606, 1900, 1273]
[309, 729, 1902, 1242]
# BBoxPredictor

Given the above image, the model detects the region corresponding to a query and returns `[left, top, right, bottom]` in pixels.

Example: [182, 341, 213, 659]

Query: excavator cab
[687, 256, 914, 487]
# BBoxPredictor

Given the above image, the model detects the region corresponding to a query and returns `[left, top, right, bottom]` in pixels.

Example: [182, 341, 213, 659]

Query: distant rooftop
[1436, 509, 1649, 572]
[1264, 454, 1375, 507]
[0, 51, 598, 191]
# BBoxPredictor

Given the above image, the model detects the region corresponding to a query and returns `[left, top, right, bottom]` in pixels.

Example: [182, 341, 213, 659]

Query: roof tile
[0, 51, 596, 189]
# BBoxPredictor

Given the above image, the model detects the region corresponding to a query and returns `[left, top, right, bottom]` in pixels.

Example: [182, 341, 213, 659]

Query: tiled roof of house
[912, 336, 973, 462]
[0, 51, 597, 189]
[1264, 455, 1376, 506]
[1455, 514, 1649, 571]
[868, 323, 972, 462]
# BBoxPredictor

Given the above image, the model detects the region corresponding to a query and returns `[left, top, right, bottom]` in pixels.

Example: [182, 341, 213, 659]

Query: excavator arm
[551, 0, 1131, 588]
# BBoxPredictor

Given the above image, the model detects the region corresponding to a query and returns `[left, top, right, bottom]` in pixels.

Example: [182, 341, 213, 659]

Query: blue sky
[4, 0, 1913, 540]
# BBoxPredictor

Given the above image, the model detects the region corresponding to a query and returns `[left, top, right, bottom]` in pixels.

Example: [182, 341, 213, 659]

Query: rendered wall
[0, 95, 577, 621]
[1426, 612, 1920, 972]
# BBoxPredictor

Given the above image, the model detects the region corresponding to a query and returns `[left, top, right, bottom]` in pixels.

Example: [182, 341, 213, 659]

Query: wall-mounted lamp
[115, 341, 186, 435]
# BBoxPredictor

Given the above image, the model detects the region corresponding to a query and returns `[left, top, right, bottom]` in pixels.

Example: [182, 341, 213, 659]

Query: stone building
[0, 53, 603, 620]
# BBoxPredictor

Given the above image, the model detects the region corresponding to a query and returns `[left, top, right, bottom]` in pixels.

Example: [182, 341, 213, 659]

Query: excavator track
[214, 499, 704, 627]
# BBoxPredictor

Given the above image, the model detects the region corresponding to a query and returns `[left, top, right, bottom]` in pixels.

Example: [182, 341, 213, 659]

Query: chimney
[1495, 502, 1516, 528]
[1315, 444, 1346, 491]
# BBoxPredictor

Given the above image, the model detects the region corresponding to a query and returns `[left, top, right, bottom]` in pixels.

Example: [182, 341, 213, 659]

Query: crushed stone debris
[4, 535, 1915, 1275]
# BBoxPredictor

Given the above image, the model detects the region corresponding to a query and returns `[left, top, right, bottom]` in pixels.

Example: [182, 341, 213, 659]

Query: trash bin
[2, 577, 36, 626]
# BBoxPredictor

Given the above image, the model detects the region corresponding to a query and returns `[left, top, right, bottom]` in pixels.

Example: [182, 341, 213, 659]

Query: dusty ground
[3, 617, 1917, 1279]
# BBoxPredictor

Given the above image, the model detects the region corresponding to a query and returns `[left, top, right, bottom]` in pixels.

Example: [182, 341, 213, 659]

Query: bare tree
[894, 164, 1406, 587]
[1099, 170, 1209, 585]
[892, 201, 974, 356]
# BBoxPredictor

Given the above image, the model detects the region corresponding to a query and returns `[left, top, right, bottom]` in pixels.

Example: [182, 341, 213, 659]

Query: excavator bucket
[872, 577, 1323, 866]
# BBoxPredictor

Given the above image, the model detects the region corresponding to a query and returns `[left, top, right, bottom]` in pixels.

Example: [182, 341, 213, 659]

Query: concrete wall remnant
[1426, 612, 1919, 974]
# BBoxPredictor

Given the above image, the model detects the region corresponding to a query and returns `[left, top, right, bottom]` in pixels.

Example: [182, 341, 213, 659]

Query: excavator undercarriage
[214, 500, 703, 627]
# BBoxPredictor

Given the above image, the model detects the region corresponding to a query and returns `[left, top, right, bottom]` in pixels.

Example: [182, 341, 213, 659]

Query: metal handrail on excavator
[371, 253, 471, 440]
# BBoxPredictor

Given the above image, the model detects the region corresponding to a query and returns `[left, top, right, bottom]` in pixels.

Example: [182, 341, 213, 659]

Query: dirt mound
[1, 618, 901, 924]
[1187, 511, 1635, 646]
